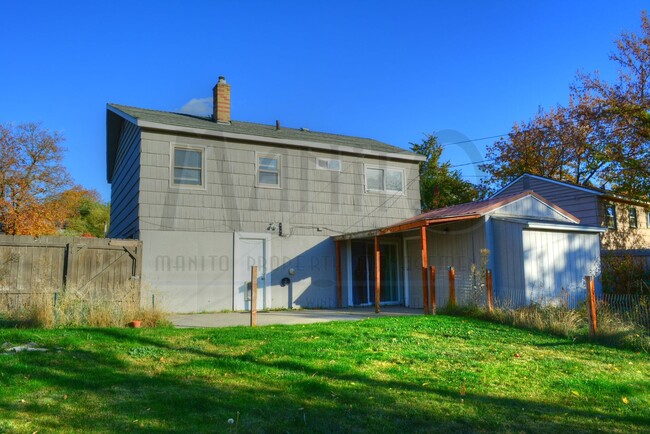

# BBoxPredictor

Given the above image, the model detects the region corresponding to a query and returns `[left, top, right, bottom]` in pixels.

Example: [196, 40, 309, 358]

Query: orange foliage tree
[482, 12, 650, 200]
[0, 122, 71, 235]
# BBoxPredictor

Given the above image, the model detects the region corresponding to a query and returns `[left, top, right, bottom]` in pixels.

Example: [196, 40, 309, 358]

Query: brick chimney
[213, 76, 231, 123]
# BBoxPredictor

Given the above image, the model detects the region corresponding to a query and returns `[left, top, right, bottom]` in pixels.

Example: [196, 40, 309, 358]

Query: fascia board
[135, 119, 426, 163]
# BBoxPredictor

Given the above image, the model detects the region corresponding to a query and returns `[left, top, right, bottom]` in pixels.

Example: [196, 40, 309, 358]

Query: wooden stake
[585, 275, 597, 337]
[420, 226, 429, 315]
[335, 240, 342, 308]
[486, 269, 494, 312]
[374, 236, 381, 314]
[448, 266, 456, 307]
[250, 266, 258, 327]
[429, 265, 436, 314]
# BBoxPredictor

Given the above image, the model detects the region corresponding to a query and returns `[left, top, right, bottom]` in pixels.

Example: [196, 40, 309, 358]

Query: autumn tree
[0, 122, 71, 235]
[411, 134, 479, 210]
[58, 187, 110, 237]
[482, 12, 650, 199]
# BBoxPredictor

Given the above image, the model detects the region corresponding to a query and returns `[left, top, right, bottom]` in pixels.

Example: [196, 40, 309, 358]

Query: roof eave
[133, 118, 425, 162]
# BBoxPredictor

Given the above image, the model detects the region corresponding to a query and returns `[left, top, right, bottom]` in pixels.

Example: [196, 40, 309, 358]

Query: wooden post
[486, 269, 494, 312]
[448, 266, 456, 307]
[429, 265, 436, 314]
[585, 275, 597, 337]
[250, 266, 258, 327]
[420, 226, 430, 315]
[374, 236, 381, 314]
[335, 240, 342, 308]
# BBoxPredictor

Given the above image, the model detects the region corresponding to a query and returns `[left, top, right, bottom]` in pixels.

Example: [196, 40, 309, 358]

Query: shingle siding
[137, 130, 421, 235]
[109, 121, 141, 238]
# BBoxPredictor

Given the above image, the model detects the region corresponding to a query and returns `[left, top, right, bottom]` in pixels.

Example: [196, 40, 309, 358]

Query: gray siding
[494, 177, 601, 225]
[138, 130, 421, 235]
[491, 219, 525, 304]
[492, 196, 575, 222]
[425, 220, 487, 307]
[109, 121, 141, 238]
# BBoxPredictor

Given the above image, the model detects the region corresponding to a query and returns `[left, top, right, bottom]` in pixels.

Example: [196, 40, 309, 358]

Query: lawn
[0, 315, 648, 433]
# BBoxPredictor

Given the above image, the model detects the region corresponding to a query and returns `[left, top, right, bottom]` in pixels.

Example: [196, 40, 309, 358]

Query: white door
[234, 237, 267, 311]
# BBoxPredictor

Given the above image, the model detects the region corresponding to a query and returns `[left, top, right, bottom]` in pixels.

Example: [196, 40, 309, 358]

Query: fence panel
[0, 235, 142, 308]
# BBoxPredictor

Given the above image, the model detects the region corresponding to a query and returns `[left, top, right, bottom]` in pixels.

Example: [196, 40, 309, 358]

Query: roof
[494, 173, 649, 206]
[335, 190, 589, 240]
[106, 103, 424, 181]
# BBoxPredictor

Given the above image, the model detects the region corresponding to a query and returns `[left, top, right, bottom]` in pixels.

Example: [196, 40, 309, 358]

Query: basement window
[365, 166, 404, 194]
[629, 207, 638, 229]
[604, 203, 617, 230]
[172, 146, 204, 187]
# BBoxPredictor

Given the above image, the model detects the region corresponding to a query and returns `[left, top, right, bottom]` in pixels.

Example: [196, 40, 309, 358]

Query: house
[335, 190, 605, 309]
[106, 77, 424, 313]
[492, 174, 650, 273]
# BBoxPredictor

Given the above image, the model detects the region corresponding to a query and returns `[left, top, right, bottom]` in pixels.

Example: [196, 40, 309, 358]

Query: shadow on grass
[1, 324, 648, 433]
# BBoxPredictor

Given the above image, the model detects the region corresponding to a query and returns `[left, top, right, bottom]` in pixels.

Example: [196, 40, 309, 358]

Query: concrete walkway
[169, 306, 422, 328]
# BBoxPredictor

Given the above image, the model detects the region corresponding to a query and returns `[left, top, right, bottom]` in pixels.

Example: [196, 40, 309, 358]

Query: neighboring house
[106, 77, 424, 312]
[492, 173, 650, 253]
[335, 191, 604, 309]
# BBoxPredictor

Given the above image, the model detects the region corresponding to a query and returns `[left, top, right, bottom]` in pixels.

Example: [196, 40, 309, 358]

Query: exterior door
[351, 240, 401, 306]
[234, 236, 267, 311]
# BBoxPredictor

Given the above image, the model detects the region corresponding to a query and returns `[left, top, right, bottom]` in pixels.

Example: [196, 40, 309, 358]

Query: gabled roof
[494, 173, 649, 206]
[106, 103, 424, 181]
[335, 190, 586, 240]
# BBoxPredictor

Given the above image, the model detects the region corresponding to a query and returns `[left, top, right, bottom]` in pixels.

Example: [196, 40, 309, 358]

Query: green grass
[0, 315, 648, 433]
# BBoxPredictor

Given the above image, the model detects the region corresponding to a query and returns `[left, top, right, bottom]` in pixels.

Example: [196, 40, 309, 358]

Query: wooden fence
[0, 235, 142, 308]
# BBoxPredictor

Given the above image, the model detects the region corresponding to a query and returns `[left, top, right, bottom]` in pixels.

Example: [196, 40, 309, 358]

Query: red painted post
[448, 266, 456, 307]
[585, 275, 597, 337]
[420, 226, 430, 315]
[374, 236, 381, 314]
[486, 269, 494, 312]
[429, 265, 436, 314]
[335, 240, 342, 308]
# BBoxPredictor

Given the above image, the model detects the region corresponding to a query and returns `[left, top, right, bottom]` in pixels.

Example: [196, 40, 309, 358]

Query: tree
[482, 12, 650, 200]
[411, 134, 479, 210]
[58, 187, 110, 237]
[0, 122, 71, 235]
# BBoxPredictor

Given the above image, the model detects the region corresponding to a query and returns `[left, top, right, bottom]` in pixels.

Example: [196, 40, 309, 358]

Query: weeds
[0, 286, 169, 328]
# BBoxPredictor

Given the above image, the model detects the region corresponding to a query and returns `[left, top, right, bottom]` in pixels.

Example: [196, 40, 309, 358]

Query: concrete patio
[169, 306, 421, 328]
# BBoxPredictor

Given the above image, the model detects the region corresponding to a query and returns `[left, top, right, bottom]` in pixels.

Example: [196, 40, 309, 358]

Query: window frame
[170, 144, 206, 189]
[255, 152, 282, 189]
[364, 164, 405, 195]
[629, 207, 638, 229]
[316, 157, 342, 172]
[604, 203, 617, 230]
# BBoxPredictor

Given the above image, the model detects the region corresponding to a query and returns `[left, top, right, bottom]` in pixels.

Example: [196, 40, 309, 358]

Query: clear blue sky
[2, 1, 647, 201]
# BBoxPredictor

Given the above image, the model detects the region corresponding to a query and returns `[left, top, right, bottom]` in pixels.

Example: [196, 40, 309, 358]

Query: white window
[316, 158, 341, 171]
[172, 146, 204, 187]
[629, 207, 638, 229]
[365, 166, 404, 193]
[257, 154, 281, 187]
[604, 203, 617, 230]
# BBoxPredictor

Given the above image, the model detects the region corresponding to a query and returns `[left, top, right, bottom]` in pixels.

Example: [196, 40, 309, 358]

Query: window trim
[316, 157, 342, 172]
[364, 164, 405, 195]
[255, 152, 282, 189]
[604, 203, 617, 230]
[170, 143, 206, 189]
[629, 207, 638, 229]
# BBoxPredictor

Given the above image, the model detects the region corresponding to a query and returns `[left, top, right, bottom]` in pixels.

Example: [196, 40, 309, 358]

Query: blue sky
[1, 1, 647, 201]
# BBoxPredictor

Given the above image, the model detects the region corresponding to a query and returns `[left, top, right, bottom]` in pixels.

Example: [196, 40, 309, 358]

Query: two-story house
[106, 77, 424, 312]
